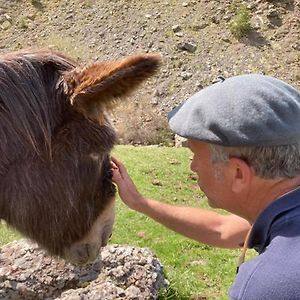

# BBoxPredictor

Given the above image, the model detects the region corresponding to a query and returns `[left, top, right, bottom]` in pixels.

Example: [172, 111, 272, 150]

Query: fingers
[111, 161, 118, 170]
[110, 156, 143, 210]
[110, 156, 129, 184]
[111, 156, 129, 177]
[111, 156, 121, 166]
[111, 156, 118, 163]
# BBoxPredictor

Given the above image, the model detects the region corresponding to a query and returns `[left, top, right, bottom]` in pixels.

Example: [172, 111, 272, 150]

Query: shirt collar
[248, 186, 300, 253]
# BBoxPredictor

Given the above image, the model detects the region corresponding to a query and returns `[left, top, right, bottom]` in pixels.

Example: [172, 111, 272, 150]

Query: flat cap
[168, 74, 300, 146]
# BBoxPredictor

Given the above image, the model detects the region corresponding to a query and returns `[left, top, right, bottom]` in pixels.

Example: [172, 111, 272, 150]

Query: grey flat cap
[168, 74, 300, 146]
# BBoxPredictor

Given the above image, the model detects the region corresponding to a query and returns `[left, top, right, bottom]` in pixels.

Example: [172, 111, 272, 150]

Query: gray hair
[209, 143, 300, 179]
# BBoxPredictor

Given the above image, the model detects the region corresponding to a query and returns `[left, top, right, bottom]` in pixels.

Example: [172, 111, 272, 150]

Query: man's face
[188, 139, 233, 210]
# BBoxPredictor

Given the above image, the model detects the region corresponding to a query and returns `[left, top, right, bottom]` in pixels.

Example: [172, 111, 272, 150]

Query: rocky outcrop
[0, 239, 167, 300]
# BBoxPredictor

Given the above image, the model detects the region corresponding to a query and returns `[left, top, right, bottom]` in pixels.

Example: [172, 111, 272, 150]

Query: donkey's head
[0, 49, 160, 264]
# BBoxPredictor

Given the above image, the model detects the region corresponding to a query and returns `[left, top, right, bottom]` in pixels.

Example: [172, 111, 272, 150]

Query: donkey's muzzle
[64, 243, 101, 265]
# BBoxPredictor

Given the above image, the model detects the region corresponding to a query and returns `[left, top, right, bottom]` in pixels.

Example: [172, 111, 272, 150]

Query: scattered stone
[174, 135, 188, 147]
[191, 23, 208, 31]
[3, 14, 11, 21]
[291, 42, 300, 51]
[181, 71, 193, 80]
[1, 20, 11, 30]
[26, 13, 36, 21]
[223, 15, 231, 21]
[154, 87, 166, 98]
[172, 25, 181, 33]
[210, 15, 220, 24]
[152, 179, 162, 186]
[151, 98, 159, 106]
[169, 159, 180, 165]
[221, 34, 231, 43]
[137, 231, 147, 239]
[175, 32, 183, 37]
[176, 41, 197, 53]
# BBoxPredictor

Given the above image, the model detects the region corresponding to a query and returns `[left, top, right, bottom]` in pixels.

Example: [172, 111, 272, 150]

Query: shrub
[19, 18, 29, 29]
[229, 5, 252, 39]
[31, 0, 44, 10]
[113, 98, 174, 146]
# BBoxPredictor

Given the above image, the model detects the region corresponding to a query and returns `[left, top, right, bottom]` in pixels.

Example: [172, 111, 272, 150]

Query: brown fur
[0, 49, 160, 257]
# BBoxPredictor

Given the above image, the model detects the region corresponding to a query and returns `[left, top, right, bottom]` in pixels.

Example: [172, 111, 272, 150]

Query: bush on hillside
[113, 99, 174, 146]
[229, 5, 252, 39]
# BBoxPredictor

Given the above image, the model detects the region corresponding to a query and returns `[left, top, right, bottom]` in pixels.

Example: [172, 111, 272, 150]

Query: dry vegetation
[113, 98, 173, 145]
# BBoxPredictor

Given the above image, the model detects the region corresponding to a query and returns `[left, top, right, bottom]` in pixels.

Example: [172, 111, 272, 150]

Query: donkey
[0, 49, 160, 264]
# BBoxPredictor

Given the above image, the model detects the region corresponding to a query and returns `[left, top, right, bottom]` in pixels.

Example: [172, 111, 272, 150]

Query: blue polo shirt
[229, 187, 300, 300]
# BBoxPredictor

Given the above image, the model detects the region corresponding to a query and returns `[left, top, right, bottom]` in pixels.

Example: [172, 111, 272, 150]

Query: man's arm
[111, 157, 251, 248]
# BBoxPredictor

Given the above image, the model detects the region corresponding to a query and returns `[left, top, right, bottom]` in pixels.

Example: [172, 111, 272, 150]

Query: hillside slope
[0, 0, 299, 143]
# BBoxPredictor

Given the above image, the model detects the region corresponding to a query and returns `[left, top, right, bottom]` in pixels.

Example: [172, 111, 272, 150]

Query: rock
[191, 23, 208, 31]
[3, 14, 11, 22]
[0, 239, 167, 300]
[181, 71, 192, 80]
[176, 41, 197, 53]
[174, 135, 188, 147]
[291, 42, 300, 51]
[172, 25, 181, 33]
[1, 20, 11, 30]
[175, 32, 183, 37]
[151, 179, 162, 186]
[221, 34, 231, 43]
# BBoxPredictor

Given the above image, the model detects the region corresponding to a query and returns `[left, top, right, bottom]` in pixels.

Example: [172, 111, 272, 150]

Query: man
[112, 74, 300, 299]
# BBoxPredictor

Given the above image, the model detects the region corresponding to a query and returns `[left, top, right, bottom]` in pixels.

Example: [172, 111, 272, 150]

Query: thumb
[111, 163, 122, 183]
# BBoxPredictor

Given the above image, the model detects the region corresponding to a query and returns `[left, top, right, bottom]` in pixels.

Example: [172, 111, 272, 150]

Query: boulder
[0, 239, 167, 300]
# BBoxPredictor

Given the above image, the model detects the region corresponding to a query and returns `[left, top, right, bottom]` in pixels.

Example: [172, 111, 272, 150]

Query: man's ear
[229, 158, 253, 193]
[63, 53, 161, 123]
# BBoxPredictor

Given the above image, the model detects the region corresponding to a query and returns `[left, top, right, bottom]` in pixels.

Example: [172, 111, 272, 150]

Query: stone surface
[0, 239, 167, 300]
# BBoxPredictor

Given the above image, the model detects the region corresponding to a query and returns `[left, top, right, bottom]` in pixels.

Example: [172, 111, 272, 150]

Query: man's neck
[247, 176, 300, 223]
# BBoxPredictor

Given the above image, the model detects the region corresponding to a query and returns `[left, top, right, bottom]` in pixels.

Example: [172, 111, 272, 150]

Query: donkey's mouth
[64, 243, 101, 265]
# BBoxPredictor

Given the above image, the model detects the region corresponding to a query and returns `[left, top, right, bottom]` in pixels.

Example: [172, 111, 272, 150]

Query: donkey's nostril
[65, 243, 100, 265]
[109, 233, 112, 239]
[85, 243, 91, 257]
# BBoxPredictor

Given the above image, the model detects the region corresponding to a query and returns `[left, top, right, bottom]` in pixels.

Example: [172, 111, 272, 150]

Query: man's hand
[111, 157, 145, 211]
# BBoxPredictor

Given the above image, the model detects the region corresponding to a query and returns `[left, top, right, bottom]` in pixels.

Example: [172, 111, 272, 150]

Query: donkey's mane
[0, 49, 76, 175]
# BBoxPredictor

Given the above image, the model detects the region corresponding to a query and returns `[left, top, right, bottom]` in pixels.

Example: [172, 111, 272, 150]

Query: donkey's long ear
[63, 54, 161, 122]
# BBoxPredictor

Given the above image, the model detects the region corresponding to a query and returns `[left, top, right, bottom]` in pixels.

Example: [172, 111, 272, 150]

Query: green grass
[0, 145, 246, 299]
[0, 221, 22, 246]
[111, 146, 242, 299]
